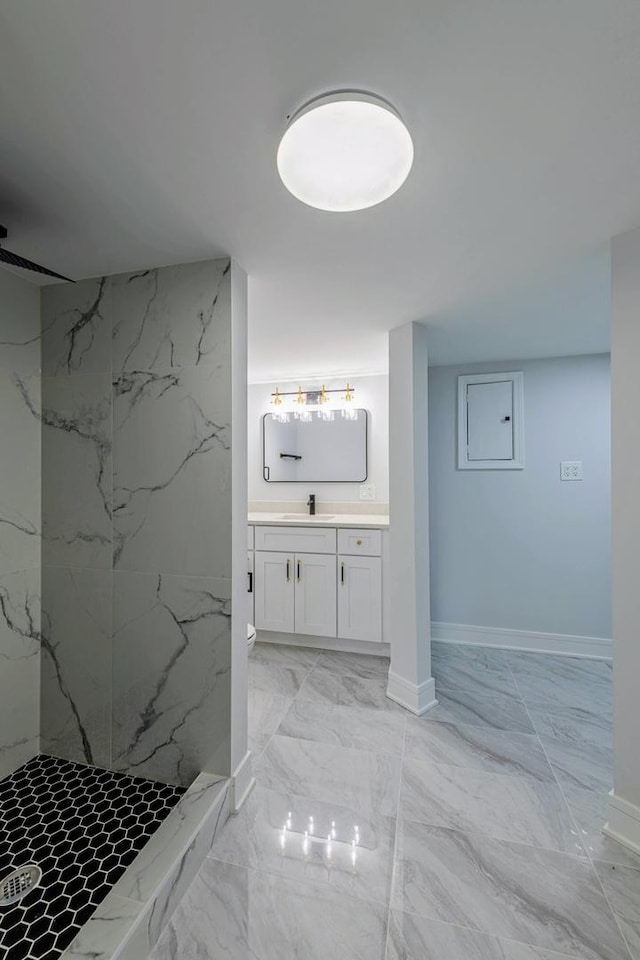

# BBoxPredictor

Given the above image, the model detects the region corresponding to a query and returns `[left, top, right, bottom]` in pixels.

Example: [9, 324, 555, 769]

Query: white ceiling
[1, 1, 637, 381]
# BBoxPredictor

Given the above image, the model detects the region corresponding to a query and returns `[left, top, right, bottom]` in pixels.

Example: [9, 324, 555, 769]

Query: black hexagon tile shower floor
[0, 755, 185, 960]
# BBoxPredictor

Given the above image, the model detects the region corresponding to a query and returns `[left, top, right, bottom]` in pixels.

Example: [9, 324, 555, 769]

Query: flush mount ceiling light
[277, 91, 414, 212]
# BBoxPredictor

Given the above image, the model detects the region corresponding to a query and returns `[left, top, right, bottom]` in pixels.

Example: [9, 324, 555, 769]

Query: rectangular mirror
[263, 410, 368, 482]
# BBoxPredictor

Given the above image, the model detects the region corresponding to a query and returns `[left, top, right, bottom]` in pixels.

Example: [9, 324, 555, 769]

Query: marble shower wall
[0, 270, 42, 779]
[40, 259, 233, 786]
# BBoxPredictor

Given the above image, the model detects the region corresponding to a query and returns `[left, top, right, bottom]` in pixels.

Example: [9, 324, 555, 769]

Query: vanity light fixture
[341, 382, 358, 420]
[271, 383, 356, 421]
[277, 91, 414, 212]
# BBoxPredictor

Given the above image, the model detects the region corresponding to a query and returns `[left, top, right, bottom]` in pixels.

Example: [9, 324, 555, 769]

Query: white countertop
[248, 511, 389, 529]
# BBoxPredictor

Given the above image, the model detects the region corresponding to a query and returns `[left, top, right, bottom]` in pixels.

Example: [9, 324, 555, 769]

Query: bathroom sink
[278, 514, 335, 521]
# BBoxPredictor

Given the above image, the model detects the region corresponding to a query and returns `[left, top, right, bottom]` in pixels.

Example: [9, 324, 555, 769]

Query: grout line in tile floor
[505, 654, 636, 960]
[164, 643, 635, 960]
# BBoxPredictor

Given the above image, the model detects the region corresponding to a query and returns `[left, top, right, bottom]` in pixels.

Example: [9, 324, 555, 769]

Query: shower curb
[61, 772, 230, 959]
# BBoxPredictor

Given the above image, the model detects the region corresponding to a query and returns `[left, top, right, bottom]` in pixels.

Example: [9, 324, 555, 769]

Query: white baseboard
[431, 621, 612, 660]
[386, 671, 438, 716]
[604, 790, 640, 856]
[257, 630, 391, 658]
[229, 751, 255, 813]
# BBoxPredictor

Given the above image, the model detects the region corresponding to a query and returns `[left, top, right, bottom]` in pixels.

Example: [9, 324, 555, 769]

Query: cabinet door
[248, 551, 255, 626]
[254, 551, 294, 633]
[294, 554, 337, 638]
[338, 555, 382, 643]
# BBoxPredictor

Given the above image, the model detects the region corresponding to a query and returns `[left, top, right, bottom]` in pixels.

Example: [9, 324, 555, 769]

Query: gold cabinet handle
[356, 539, 362, 545]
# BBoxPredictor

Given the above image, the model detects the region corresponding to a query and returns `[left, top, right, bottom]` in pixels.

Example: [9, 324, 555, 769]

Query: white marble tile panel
[0, 568, 40, 779]
[40, 565, 112, 768]
[41, 373, 112, 569]
[41, 276, 112, 376]
[0, 374, 41, 575]
[112, 571, 231, 786]
[62, 894, 148, 960]
[112, 365, 230, 577]
[0, 272, 41, 376]
[112, 259, 231, 373]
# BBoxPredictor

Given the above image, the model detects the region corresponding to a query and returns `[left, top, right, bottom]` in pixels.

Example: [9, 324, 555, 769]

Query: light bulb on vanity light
[341, 383, 357, 420]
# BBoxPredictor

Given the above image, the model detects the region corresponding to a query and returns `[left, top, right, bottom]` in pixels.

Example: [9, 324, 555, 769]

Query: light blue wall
[428, 354, 611, 638]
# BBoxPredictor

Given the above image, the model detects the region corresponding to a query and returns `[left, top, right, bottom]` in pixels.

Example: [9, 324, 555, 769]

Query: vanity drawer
[337, 528, 382, 556]
[254, 525, 337, 555]
[248, 525, 254, 550]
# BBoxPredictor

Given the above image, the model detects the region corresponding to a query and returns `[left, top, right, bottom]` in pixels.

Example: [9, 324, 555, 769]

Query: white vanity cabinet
[250, 522, 386, 646]
[338, 554, 382, 643]
[253, 551, 293, 632]
[294, 553, 337, 637]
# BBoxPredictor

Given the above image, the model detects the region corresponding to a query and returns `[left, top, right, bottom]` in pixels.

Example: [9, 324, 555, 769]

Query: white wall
[608, 227, 640, 849]
[248, 374, 389, 505]
[429, 354, 611, 640]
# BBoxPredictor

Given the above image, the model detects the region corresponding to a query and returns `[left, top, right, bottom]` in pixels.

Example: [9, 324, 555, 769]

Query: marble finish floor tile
[391, 820, 629, 960]
[528, 706, 613, 751]
[540, 736, 613, 793]
[248, 691, 292, 757]
[209, 785, 396, 906]
[425, 687, 535, 734]
[255, 735, 401, 816]
[506, 653, 613, 715]
[594, 861, 640, 960]
[157, 642, 621, 960]
[387, 911, 581, 960]
[312, 650, 390, 680]
[249, 660, 310, 699]
[432, 649, 520, 699]
[277, 698, 405, 757]
[562, 785, 640, 869]
[400, 758, 583, 854]
[296, 670, 405, 712]
[251, 641, 321, 671]
[404, 717, 554, 781]
[152, 859, 388, 960]
[431, 642, 509, 671]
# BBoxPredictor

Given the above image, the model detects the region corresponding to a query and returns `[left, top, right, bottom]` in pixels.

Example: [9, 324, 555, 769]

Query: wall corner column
[387, 321, 437, 714]
[229, 260, 254, 811]
[606, 226, 640, 854]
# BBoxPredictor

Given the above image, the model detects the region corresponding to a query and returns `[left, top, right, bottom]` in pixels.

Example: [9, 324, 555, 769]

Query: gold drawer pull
[356, 539, 362, 545]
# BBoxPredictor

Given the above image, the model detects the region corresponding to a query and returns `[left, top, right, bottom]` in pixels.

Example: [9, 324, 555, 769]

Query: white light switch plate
[561, 461, 583, 481]
[360, 483, 376, 500]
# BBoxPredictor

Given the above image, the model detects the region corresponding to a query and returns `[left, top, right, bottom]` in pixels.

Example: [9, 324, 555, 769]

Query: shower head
[0, 225, 74, 282]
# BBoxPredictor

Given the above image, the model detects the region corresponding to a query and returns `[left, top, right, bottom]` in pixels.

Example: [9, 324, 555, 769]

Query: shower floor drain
[0, 865, 42, 906]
